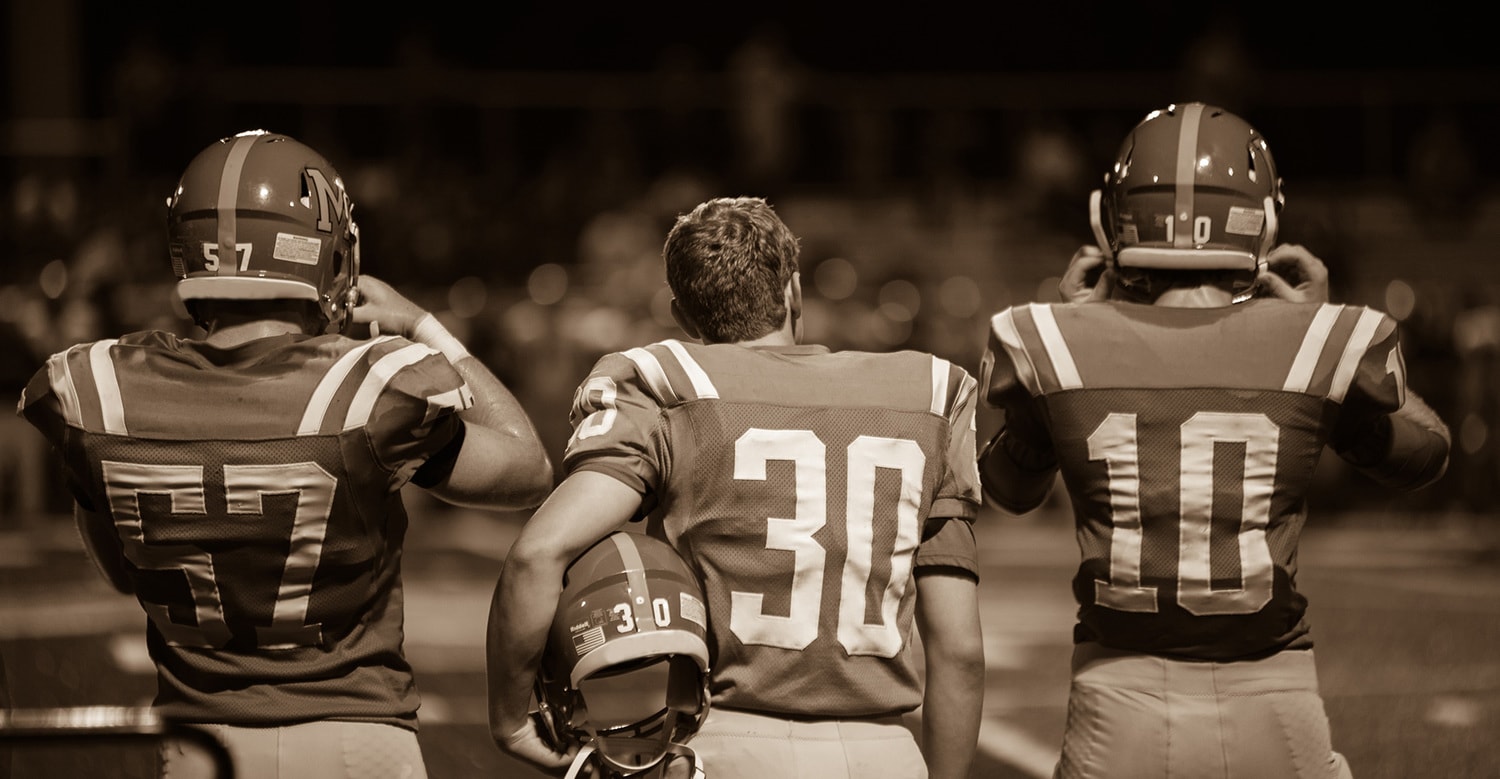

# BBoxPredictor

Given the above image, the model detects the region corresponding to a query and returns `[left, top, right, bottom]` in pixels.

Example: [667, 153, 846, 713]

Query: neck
[1148, 285, 1235, 308]
[203, 318, 309, 348]
[729, 319, 798, 348]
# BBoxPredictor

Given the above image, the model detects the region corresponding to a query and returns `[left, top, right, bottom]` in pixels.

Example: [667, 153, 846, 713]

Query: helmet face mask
[536, 532, 711, 777]
[167, 130, 360, 332]
[1090, 102, 1283, 285]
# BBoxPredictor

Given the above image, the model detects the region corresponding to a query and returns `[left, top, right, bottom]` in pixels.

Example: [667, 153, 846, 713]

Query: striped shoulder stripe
[1283, 304, 1344, 393]
[1027, 304, 1082, 390]
[928, 356, 952, 415]
[88, 340, 127, 435]
[991, 308, 1042, 396]
[298, 336, 398, 435]
[623, 339, 721, 406]
[1327, 308, 1387, 404]
[45, 347, 85, 428]
[343, 342, 443, 431]
[622, 345, 681, 406]
[659, 340, 719, 399]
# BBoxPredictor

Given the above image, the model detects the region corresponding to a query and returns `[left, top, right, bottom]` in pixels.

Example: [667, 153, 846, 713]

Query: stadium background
[1, 2, 1497, 777]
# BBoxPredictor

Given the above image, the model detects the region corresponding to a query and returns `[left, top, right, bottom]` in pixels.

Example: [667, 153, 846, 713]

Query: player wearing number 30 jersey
[490, 197, 986, 779]
[19, 130, 553, 779]
[567, 339, 980, 717]
[980, 103, 1451, 779]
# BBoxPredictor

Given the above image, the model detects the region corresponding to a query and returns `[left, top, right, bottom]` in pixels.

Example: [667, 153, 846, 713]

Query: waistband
[1071, 642, 1323, 695]
[700, 707, 911, 740]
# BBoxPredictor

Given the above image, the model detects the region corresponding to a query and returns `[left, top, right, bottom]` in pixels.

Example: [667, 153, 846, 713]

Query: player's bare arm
[915, 565, 984, 779]
[486, 471, 641, 773]
[350, 274, 553, 510]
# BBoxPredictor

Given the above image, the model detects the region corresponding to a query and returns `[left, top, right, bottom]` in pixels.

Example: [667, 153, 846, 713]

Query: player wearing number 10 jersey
[18, 130, 553, 779]
[979, 103, 1452, 779]
[490, 197, 986, 779]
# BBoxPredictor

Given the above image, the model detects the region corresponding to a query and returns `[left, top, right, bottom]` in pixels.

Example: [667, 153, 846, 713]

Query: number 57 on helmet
[535, 531, 712, 778]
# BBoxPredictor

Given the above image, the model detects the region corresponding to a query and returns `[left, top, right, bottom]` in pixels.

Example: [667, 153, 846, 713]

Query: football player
[488, 197, 986, 779]
[16, 130, 554, 779]
[978, 103, 1451, 779]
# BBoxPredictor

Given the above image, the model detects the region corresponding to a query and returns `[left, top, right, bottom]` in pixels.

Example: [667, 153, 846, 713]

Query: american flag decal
[572, 626, 607, 656]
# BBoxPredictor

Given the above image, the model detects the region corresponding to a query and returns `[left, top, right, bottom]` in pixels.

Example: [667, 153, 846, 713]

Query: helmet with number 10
[1090, 102, 1284, 275]
[166, 129, 360, 330]
[536, 531, 711, 778]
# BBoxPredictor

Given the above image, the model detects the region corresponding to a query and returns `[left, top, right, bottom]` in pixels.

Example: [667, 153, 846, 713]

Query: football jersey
[18, 330, 473, 727]
[982, 300, 1412, 661]
[563, 340, 981, 717]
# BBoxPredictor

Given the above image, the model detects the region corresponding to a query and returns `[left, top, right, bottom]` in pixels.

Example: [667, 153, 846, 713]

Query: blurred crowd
[3, 26, 1498, 523]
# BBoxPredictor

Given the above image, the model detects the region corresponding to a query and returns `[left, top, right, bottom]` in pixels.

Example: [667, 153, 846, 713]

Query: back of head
[1089, 102, 1283, 300]
[662, 196, 799, 343]
[166, 130, 360, 332]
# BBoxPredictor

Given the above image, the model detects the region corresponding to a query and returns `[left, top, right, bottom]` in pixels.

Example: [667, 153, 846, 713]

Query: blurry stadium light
[938, 275, 982, 318]
[1385, 279, 1417, 321]
[814, 257, 858, 301]
[39, 259, 67, 299]
[878, 279, 921, 322]
[448, 276, 488, 318]
[1459, 414, 1487, 456]
[528, 263, 569, 306]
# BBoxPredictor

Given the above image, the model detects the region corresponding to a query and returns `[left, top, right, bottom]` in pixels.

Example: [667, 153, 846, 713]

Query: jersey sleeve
[1341, 310, 1405, 416]
[976, 310, 1059, 512]
[914, 517, 978, 580]
[930, 363, 982, 522]
[560, 350, 667, 495]
[17, 349, 98, 511]
[362, 344, 474, 490]
[1330, 310, 1449, 490]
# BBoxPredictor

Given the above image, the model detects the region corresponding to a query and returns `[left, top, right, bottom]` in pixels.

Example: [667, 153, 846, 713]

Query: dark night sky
[63, 1, 1498, 75]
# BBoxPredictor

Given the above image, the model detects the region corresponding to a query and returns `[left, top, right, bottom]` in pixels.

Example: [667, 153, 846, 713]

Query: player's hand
[495, 714, 578, 776]
[1058, 245, 1114, 304]
[1254, 244, 1330, 303]
[347, 275, 429, 339]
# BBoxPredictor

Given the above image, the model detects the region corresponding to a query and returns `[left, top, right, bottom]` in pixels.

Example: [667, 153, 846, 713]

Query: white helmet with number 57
[166, 129, 360, 330]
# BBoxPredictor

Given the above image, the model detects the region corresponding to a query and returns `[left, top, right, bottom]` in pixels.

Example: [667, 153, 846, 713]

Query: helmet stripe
[1173, 102, 1205, 250]
[609, 533, 658, 635]
[215, 134, 260, 277]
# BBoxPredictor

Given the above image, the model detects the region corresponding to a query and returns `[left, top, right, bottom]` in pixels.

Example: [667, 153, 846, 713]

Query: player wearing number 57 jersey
[980, 104, 1451, 779]
[18, 131, 553, 779]
[490, 197, 986, 779]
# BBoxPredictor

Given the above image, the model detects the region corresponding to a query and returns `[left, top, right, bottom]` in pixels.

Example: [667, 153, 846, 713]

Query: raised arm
[349, 275, 554, 510]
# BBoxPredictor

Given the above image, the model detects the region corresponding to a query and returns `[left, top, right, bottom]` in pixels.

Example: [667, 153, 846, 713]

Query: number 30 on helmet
[536, 531, 711, 778]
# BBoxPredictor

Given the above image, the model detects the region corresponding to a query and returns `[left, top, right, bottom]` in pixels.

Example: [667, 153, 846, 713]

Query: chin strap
[1088, 189, 1115, 264]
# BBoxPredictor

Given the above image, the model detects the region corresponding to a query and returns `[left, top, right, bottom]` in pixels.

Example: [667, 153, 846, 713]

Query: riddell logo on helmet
[303, 167, 350, 234]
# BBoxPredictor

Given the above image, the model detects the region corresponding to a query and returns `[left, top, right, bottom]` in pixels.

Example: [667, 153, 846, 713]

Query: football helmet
[536, 531, 711, 778]
[166, 130, 360, 329]
[1090, 102, 1283, 274]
